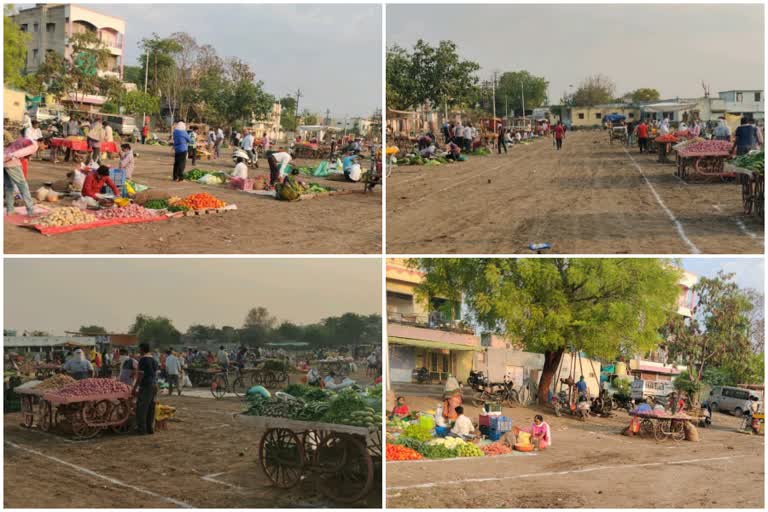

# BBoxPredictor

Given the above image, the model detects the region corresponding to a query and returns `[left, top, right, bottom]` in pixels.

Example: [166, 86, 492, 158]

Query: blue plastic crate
[487, 429, 503, 441]
[434, 426, 449, 437]
[108, 168, 127, 197]
[490, 415, 513, 432]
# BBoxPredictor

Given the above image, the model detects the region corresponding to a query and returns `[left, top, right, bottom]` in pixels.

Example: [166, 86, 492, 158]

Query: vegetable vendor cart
[15, 381, 44, 428]
[34, 363, 61, 380]
[313, 359, 354, 377]
[239, 415, 381, 504]
[725, 162, 764, 219]
[674, 140, 734, 181]
[187, 366, 220, 387]
[40, 388, 133, 440]
[629, 411, 691, 442]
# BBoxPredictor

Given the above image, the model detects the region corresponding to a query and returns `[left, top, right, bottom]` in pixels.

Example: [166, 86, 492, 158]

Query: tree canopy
[477, 71, 549, 116]
[567, 74, 616, 107]
[128, 314, 181, 348]
[386, 40, 480, 111]
[412, 258, 681, 403]
[79, 325, 107, 335]
[629, 88, 661, 103]
[4, 5, 29, 88]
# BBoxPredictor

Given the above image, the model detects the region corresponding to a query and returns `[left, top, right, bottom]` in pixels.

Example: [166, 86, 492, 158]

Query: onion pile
[678, 140, 732, 156]
[94, 204, 157, 220]
[49, 378, 132, 398]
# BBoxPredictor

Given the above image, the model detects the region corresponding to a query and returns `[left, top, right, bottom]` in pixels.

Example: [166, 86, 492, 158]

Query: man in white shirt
[271, 150, 293, 177]
[24, 120, 43, 142]
[217, 346, 229, 369]
[240, 130, 256, 166]
[463, 124, 473, 152]
[165, 349, 182, 396]
[449, 406, 475, 440]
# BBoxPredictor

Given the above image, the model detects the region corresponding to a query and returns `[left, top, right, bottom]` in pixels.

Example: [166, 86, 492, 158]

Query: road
[5, 143, 381, 254]
[386, 399, 764, 508]
[386, 131, 763, 254]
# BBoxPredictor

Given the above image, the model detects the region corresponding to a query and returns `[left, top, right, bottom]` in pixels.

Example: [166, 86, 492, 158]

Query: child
[119, 143, 135, 179]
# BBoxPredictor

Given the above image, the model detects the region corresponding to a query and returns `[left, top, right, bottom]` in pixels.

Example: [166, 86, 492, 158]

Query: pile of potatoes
[38, 207, 97, 228]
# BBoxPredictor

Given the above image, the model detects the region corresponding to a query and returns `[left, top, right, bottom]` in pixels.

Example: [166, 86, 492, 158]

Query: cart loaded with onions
[239, 384, 382, 504]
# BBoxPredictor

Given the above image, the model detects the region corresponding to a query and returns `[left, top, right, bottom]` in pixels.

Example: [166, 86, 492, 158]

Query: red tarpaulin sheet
[32, 215, 169, 236]
[101, 141, 119, 153]
[50, 138, 89, 151]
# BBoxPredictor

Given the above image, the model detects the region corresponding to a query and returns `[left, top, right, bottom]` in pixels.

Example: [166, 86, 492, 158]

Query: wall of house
[569, 106, 641, 127]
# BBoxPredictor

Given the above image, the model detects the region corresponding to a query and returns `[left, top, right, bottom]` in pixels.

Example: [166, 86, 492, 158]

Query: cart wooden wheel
[367, 428, 382, 459]
[653, 420, 669, 442]
[259, 428, 305, 488]
[640, 418, 654, 437]
[671, 420, 686, 442]
[740, 174, 754, 214]
[250, 372, 263, 387]
[70, 405, 101, 440]
[39, 401, 53, 432]
[110, 399, 132, 434]
[21, 395, 35, 428]
[755, 176, 764, 219]
[314, 432, 374, 504]
[232, 375, 247, 398]
[211, 374, 227, 399]
[264, 371, 277, 389]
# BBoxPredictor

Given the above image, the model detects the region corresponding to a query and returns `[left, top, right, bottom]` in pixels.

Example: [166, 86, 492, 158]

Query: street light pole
[142, 48, 149, 129]
[491, 72, 497, 122]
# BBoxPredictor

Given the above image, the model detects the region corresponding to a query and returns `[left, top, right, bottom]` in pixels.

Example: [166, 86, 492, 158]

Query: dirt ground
[5, 144, 381, 254]
[386, 395, 764, 508]
[4, 373, 382, 508]
[387, 131, 764, 254]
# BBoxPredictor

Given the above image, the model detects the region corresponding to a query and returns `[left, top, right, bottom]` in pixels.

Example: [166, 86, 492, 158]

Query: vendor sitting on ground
[390, 396, 410, 419]
[275, 168, 305, 201]
[445, 141, 461, 161]
[420, 143, 437, 159]
[307, 366, 321, 386]
[447, 406, 475, 440]
[63, 349, 95, 380]
[231, 149, 250, 179]
[81, 165, 120, 204]
[342, 153, 363, 182]
[526, 414, 551, 450]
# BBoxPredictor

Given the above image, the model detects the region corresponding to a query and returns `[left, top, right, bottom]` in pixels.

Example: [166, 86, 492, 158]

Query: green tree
[275, 321, 303, 341]
[386, 40, 480, 112]
[244, 307, 277, 330]
[484, 71, 549, 117]
[413, 258, 681, 404]
[79, 325, 107, 335]
[123, 65, 144, 86]
[4, 5, 29, 87]
[122, 91, 160, 117]
[568, 74, 616, 107]
[629, 88, 661, 103]
[128, 314, 181, 348]
[666, 271, 758, 401]
[280, 96, 298, 131]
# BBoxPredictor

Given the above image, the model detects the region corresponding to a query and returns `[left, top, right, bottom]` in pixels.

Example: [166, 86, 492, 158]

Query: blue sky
[681, 257, 764, 294]
[18, 3, 382, 117]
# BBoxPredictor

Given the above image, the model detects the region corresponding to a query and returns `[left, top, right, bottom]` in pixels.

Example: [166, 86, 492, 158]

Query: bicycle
[210, 366, 247, 399]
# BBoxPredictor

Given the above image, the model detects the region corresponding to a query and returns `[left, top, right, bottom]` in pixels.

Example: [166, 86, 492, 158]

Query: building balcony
[387, 311, 473, 334]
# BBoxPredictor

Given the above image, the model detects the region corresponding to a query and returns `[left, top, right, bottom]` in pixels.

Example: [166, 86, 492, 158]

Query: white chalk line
[734, 218, 762, 242]
[623, 148, 701, 254]
[6, 441, 194, 508]
[201, 471, 245, 490]
[386, 454, 745, 492]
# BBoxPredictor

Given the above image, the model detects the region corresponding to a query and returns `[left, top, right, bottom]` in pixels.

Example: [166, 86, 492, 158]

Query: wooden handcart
[239, 415, 381, 504]
[187, 367, 220, 387]
[40, 389, 134, 440]
[726, 163, 764, 219]
[15, 381, 44, 428]
[674, 141, 735, 181]
[630, 411, 691, 442]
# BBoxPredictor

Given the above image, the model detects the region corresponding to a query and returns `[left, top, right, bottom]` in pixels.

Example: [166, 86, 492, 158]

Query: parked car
[630, 379, 675, 403]
[104, 114, 137, 136]
[29, 105, 69, 124]
[709, 386, 762, 417]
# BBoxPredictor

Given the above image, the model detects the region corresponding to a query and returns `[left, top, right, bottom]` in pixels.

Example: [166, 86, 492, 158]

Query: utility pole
[294, 88, 303, 121]
[325, 108, 331, 126]
[505, 96, 509, 119]
[142, 48, 149, 128]
[521, 81, 526, 123]
[491, 72, 497, 122]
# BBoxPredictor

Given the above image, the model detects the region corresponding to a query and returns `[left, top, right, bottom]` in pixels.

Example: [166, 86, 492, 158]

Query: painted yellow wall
[570, 106, 641, 127]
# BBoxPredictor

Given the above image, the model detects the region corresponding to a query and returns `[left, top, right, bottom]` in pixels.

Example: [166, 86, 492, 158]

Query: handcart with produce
[33, 363, 61, 380]
[240, 385, 382, 504]
[725, 151, 764, 219]
[15, 380, 44, 428]
[39, 378, 134, 440]
[186, 366, 221, 387]
[313, 359, 355, 377]
[245, 359, 290, 388]
[674, 140, 735, 181]
[629, 410, 691, 442]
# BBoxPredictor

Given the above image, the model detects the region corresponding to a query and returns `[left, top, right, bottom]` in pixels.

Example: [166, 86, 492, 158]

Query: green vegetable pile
[184, 169, 214, 181]
[732, 151, 764, 173]
[455, 443, 485, 457]
[305, 182, 334, 194]
[418, 444, 458, 459]
[391, 436, 425, 452]
[167, 204, 190, 212]
[403, 423, 433, 442]
[143, 199, 169, 210]
[472, 147, 491, 156]
[283, 383, 329, 402]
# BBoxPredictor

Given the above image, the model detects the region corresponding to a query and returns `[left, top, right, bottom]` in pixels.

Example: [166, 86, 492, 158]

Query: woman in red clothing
[390, 396, 410, 419]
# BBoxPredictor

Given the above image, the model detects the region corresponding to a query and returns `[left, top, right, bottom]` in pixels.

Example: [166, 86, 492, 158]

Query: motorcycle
[413, 366, 431, 385]
[471, 376, 520, 407]
[698, 404, 712, 428]
[551, 390, 570, 417]
[467, 370, 488, 392]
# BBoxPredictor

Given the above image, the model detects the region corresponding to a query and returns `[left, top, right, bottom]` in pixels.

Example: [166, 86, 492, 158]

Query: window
[595, 113, 602, 119]
[756, 92, 762, 102]
[33, 22, 39, 32]
[20, 24, 28, 32]
[578, 113, 585, 120]
[736, 92, 743, 102]
[430, 352, 439, 373]
[46, 23, 55, 33]
[32, 49, 39, 62]
[629, 112, 635, 119]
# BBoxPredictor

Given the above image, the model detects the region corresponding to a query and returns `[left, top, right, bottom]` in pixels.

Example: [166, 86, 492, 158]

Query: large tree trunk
[537, 348, 565, 405]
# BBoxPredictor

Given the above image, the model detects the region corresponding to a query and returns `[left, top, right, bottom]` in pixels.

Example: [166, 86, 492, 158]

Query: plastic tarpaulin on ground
[32, 215, 169, 236]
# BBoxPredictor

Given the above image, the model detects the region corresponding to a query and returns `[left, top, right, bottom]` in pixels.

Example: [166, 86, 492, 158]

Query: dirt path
[4, 393, 381, 508]
[5, 145, 381, 254]
[386, 131, 764, 254]
[386, 397, 764, 509]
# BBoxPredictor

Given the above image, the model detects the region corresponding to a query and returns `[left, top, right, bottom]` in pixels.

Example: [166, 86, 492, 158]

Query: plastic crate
[479, 425, 490, 436]
[483, 402, 503, 414]
[434, 426, 449, 437]
[487, 429, 503, 441]
[479, 414, 492, 427]
[491, 415, 513, 432]
[108, 168, 127, 197]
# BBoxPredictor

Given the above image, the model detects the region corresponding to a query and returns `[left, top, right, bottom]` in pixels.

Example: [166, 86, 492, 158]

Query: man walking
[553, 121, 565, 150]
[497, 126, 507, 154]
[636, 119, 649, 153]
[133, 343, 159, 435]
[165, 349, 182, 396]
